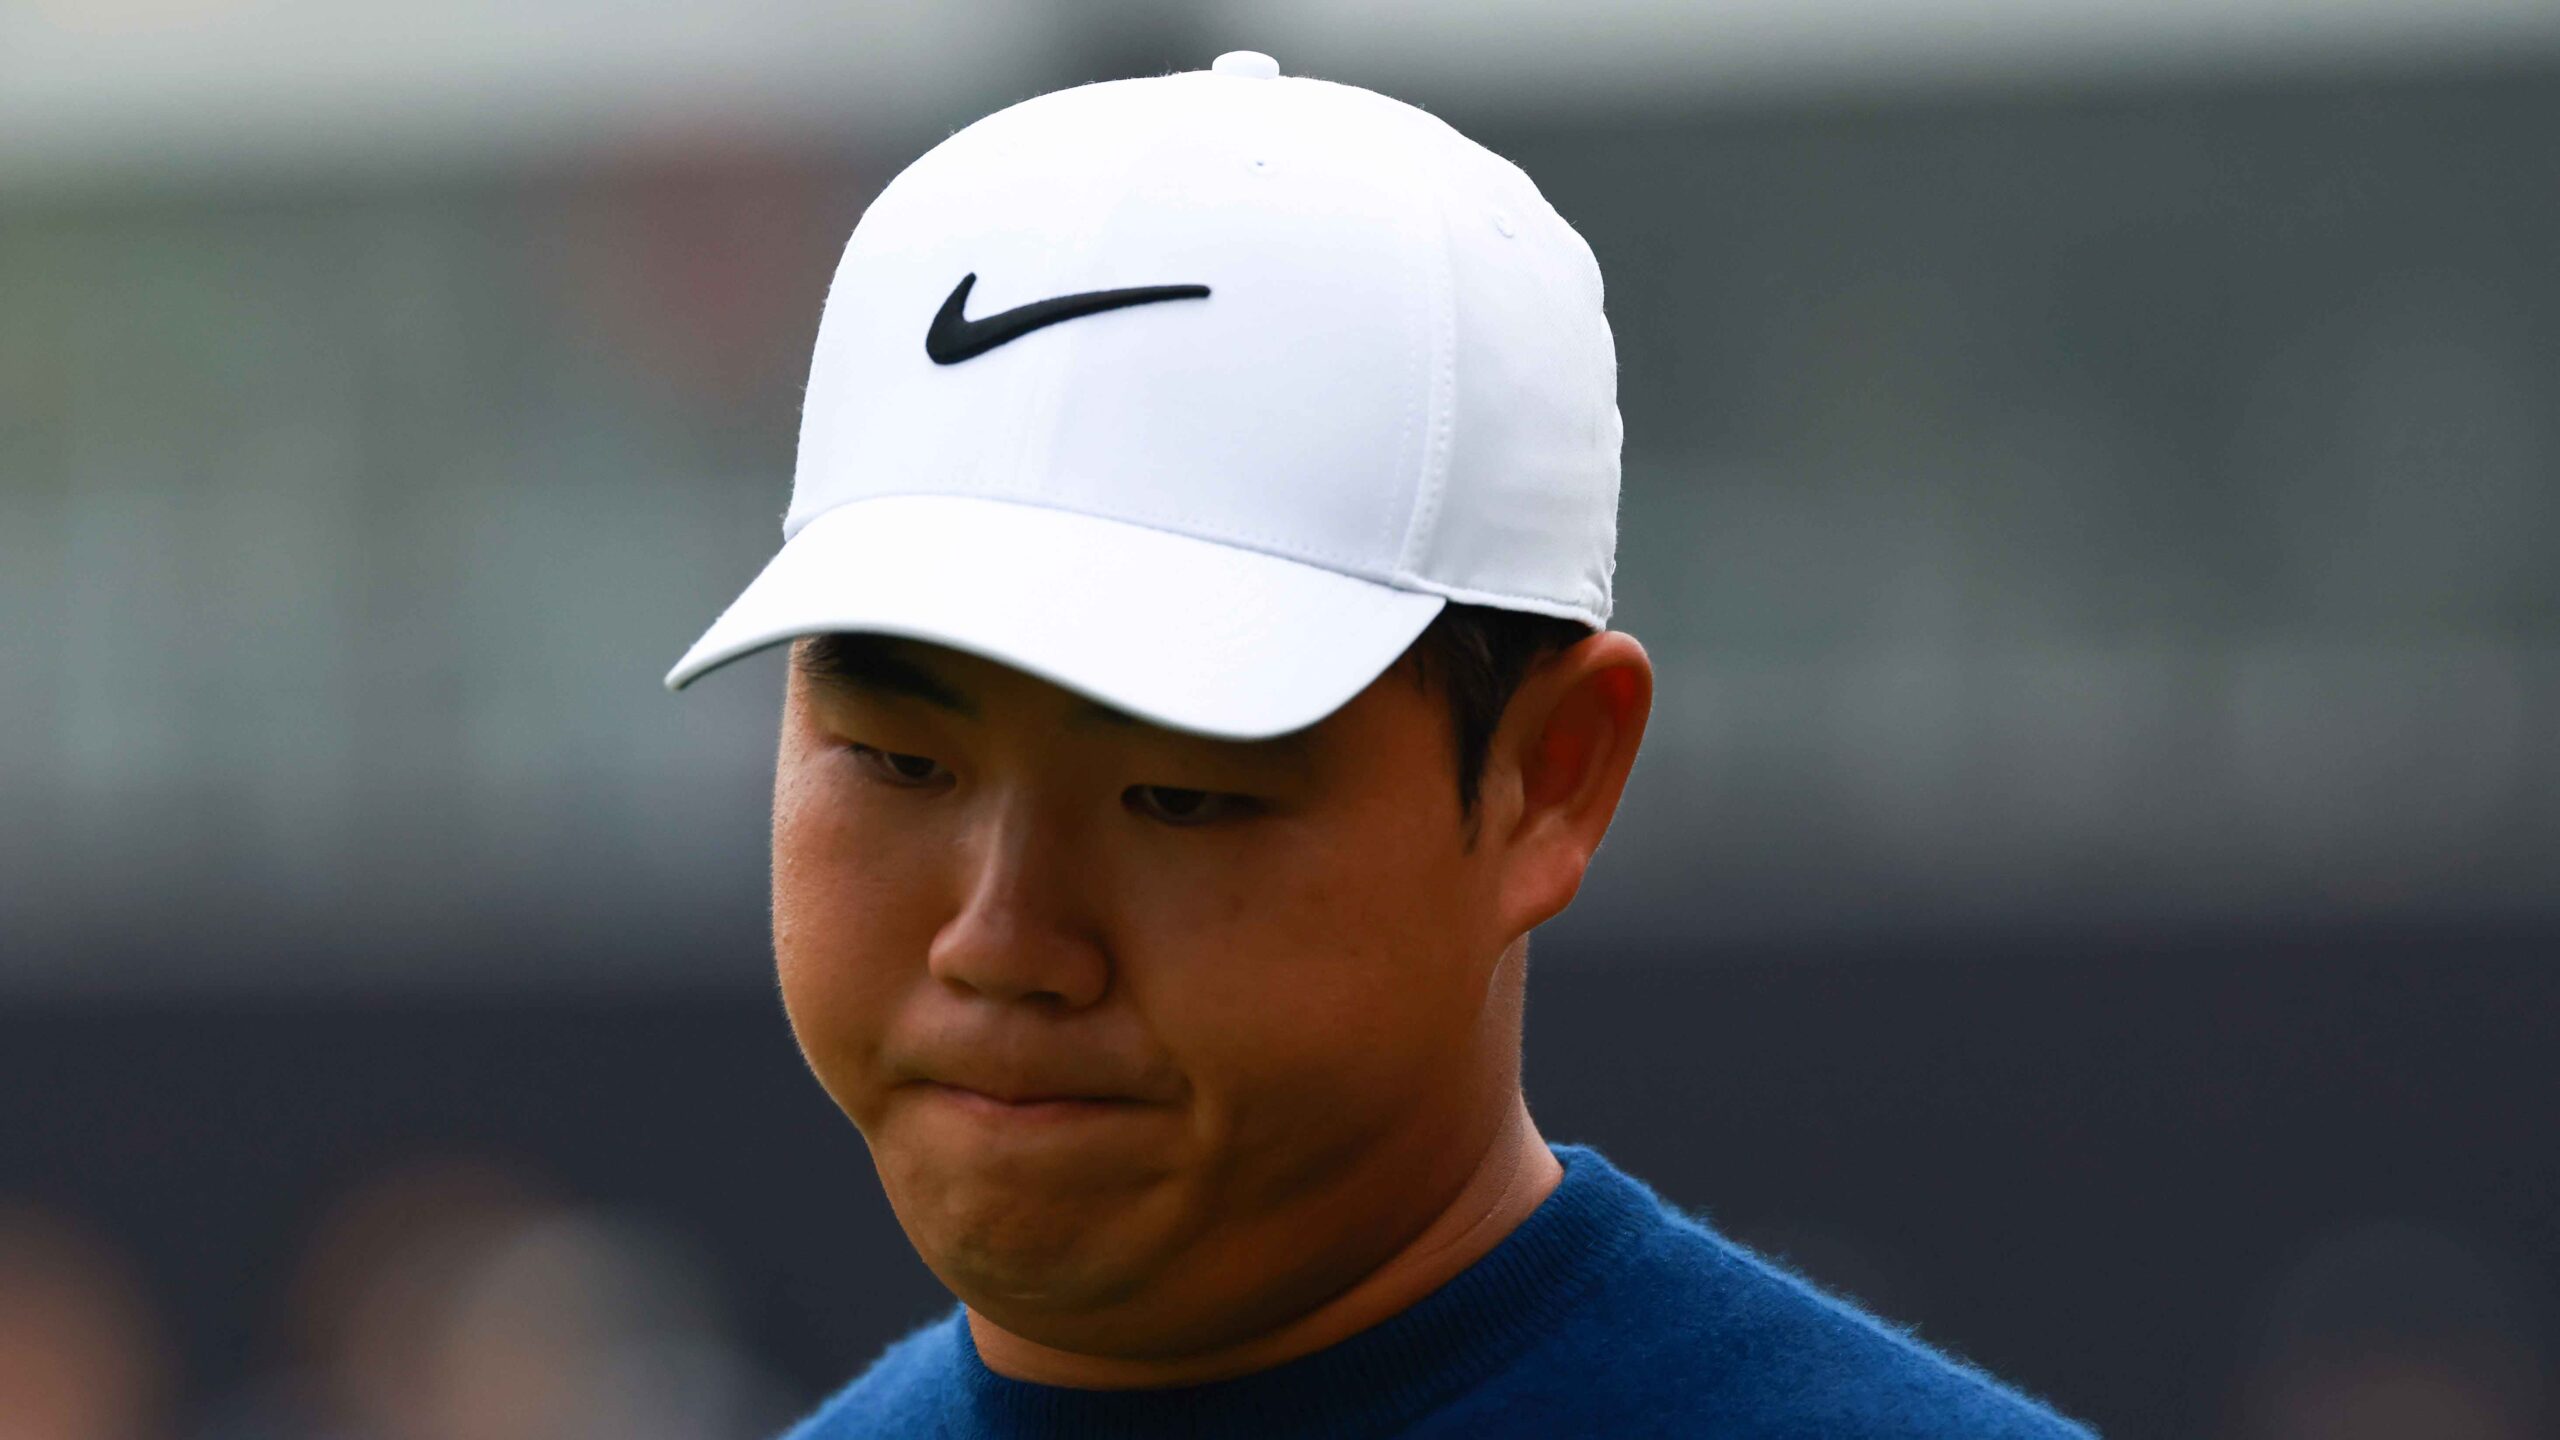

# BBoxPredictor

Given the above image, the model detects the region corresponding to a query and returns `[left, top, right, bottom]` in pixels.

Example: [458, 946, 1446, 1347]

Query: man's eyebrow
[794, 635, 977, 716]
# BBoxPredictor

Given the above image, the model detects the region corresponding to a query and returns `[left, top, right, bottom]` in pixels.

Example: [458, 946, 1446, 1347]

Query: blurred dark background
[4, 4, 2556, 1437]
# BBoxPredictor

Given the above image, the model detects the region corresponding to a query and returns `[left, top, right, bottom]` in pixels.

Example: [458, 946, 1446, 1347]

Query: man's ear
[1484, 630, 1653, 939]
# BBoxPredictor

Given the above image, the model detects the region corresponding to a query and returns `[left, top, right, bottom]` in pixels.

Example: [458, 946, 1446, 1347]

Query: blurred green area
[5, 56, 2556, 986]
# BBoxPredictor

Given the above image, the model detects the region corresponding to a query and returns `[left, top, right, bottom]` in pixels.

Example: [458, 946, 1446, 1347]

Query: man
[669, 49, 2093, 1438]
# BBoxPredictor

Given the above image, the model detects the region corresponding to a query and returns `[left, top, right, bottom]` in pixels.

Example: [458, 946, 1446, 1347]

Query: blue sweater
[784, 1143, 2094, 1438]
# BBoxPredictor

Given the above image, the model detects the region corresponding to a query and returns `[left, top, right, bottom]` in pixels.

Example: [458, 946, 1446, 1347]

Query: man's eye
[849, 744, 948, 787]
[1123, 784, 1254, 826]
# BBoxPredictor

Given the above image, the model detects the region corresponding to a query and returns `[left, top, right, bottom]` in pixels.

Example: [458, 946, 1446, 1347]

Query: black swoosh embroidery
[924, 273, 1211, 365]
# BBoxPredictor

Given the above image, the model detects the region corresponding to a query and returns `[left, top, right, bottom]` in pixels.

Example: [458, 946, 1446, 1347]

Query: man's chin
[882, 1170, 1144, 1293]
[926, 1222, 1158, 1314]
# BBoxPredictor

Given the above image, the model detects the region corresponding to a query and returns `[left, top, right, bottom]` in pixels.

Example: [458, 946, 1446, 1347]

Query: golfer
[669, 50, 2094, 1439]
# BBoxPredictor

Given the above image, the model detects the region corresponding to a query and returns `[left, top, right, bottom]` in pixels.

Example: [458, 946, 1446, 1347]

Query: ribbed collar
[945, 1142, 1657, 1439]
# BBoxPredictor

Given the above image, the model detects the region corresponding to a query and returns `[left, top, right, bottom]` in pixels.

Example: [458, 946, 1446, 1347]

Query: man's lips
[911, 1076, 1172, 1122]
[915, 1080, 1155, 1119]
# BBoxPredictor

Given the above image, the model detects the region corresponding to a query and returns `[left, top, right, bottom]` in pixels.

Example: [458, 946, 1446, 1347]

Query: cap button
[1211, 50, 1280, 79]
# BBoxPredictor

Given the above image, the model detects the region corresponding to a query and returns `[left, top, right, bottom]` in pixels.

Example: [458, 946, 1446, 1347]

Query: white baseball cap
[665, 49, 1621, 739]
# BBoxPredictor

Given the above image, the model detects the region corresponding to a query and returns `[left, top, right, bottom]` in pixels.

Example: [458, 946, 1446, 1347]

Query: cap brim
[665, 494, 1446, 740]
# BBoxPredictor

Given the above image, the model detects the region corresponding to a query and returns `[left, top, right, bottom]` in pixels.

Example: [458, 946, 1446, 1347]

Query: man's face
[771, 636, 1522, 1355]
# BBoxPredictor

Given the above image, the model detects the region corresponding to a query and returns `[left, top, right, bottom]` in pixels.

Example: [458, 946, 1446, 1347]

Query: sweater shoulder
[1417, 1178, 2096, 1439]
[1609, 1206, 2094, 1437]
[778, 1306, 968, 1440]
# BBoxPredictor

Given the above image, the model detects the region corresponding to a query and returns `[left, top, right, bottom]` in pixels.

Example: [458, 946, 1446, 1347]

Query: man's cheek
[775, 921, 910, 1121]
[1170, 960, 1412, 1123]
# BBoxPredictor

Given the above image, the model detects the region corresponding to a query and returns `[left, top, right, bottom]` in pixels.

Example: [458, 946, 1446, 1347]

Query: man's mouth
[918, 1080, 1154, 1122]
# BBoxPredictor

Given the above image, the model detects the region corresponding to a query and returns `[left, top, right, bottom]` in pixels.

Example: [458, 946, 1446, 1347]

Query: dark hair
[1398, 602, 1594, 827]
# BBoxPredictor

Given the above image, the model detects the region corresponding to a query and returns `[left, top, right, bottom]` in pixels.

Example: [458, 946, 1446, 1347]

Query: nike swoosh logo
[924, 273, 1211, 365]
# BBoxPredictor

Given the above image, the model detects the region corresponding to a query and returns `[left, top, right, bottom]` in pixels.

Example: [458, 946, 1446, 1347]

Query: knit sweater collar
[947, 1142, 1656, 1439]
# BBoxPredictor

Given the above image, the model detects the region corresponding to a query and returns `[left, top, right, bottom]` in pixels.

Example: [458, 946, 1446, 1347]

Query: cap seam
[1391, 123, 1460, 592]
[1377, 194, 1423, 584]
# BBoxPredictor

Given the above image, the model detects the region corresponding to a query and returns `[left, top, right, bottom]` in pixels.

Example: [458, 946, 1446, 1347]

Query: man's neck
[967, 1095, 1565, 1391]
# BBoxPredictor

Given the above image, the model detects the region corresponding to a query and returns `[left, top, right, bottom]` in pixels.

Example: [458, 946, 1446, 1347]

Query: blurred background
[5, 2, 2557, 1435]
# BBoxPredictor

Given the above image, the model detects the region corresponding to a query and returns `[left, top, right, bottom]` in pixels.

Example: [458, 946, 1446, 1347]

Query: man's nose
[924, 799, 1110, 1010]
